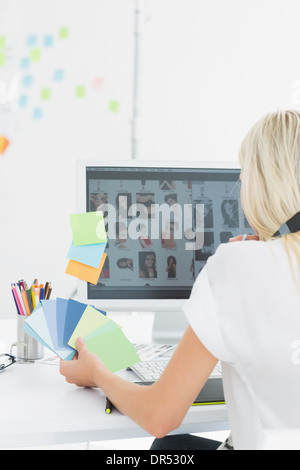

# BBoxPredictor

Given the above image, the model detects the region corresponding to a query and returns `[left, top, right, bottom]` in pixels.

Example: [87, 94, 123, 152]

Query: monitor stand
[151, 310, 189, 345]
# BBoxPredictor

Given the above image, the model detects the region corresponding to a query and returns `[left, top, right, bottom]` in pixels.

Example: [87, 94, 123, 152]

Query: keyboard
[130, 359, 222, 383]
[131, 359, 169, 382]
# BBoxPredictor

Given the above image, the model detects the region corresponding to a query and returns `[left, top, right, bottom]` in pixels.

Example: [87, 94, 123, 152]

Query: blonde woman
[60, 110, 300, 450]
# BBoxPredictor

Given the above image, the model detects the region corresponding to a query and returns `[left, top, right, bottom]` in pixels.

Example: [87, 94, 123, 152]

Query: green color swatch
[84, 326, 140, 373]
[68, 305, 110, 349]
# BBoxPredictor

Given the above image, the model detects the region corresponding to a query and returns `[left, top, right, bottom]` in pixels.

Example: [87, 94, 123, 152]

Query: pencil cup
[10, 316, 44, 362]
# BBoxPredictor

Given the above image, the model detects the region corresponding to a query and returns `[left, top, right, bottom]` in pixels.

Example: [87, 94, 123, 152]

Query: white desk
[0, 317, 228, 450]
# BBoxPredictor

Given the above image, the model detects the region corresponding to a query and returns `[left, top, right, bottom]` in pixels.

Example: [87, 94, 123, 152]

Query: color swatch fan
[23, 298, 141, 372]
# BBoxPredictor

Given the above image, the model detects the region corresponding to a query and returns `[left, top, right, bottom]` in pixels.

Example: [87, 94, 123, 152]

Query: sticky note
[30, 48, 41, 62]
[65, 253, 107, 285]
[41, 88, 51, 100]
[23, 75, 33, 87]
[0, 136, 10, 154]
[59, 27, 69, 39]
[33, 108, 43, 120]
[0, 53, 6, 67]
[68, 305, 110, 349]
[84, 327, 140, 373]
[19, 96, 28, 108]
[44, 35, 53, 47]
[70, 211, 107, 246]
[54, 69, 64, 81]
[109, 100, 120, 113]
[92, 77, 104, 89]
[20, 57, 30, 69]
[76, 85, 85, 98]
[67, 241, 107, 268]
[27, 35, 38, 47]
[0, 37, 6, 49]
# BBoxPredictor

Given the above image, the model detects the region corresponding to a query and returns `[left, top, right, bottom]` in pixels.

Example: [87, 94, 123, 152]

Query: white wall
[0, 0, 134, 318]
[141, 0, 300, 162]
[1, 0, 300, 318]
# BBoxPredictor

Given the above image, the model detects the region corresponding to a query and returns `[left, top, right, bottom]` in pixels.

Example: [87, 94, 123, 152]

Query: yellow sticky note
[66, 253, 107, 285]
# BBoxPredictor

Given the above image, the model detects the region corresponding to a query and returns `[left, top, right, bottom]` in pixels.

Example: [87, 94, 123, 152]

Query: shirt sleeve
[183, 265, 234, 363]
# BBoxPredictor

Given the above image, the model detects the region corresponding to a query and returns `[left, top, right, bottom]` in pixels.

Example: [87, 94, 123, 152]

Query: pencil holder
[10, 316, 44, 363]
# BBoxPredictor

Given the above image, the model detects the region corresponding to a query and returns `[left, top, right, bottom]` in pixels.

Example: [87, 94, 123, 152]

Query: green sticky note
[68, 305, 110, 349]
[109, 100, 120, 113]
[0, 53, 6, 66]
[76, 85, 85, 98]
[59, 27, 69, 39]
[70, 211, 107, 246]
[30, 48, 41, 62]
[84, 327, 140, 373]
[41, 88, 51, 100]
[0, 37, 6, 49]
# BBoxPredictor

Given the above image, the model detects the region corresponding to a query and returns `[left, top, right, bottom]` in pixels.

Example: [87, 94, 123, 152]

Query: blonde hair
[239, 110, 300, 269]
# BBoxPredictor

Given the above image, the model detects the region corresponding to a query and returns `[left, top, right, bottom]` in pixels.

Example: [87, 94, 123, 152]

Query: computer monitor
[76, 160, 253, 343]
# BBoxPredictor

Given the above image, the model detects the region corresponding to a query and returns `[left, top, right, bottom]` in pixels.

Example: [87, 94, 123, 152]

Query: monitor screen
[78, 162, 253, 305]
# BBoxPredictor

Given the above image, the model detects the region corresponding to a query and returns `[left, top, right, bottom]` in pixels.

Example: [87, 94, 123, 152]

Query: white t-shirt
[183, 239, 300, 450]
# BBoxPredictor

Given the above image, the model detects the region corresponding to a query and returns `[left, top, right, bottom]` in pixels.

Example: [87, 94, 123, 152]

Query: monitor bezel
[76, 159, 240, 312]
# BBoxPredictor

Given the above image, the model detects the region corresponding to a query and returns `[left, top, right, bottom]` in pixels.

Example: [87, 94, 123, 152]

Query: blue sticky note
[27, 35, 38, 47]
[54, 69, 64, 81]
[19, 95, 28, 108]
[67, 241, 107, 269]
[20, 57, 30, 69]
[23, 75, 33, 87]
[44, 35, 53, 47]
[33, 108, 43, 120]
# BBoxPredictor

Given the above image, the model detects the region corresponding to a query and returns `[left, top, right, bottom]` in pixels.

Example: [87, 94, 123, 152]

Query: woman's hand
[59, 338, 105, 388]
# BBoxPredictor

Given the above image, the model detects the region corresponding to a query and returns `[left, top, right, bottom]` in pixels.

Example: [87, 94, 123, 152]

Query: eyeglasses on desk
[0, 354, 16, 371]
